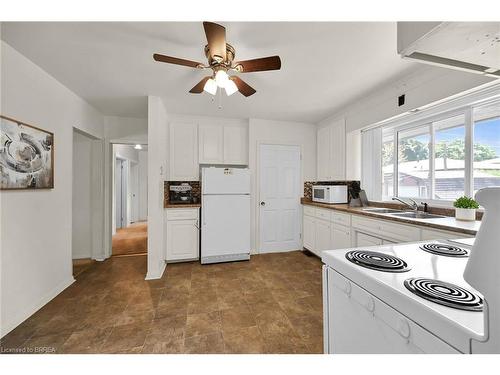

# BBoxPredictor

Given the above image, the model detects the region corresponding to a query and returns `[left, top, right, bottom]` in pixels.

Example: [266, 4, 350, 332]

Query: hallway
[112, 222, 148, 256]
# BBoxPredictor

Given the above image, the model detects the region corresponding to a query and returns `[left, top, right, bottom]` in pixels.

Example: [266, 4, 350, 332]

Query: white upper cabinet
[199, 124, 224, 164]
[169, 122, 199, 181]
[198, 122, 248, 165]
[317, 125, 331, 181]
[317, 118, 346, 181]
[330, 119, 345, 180]
[223, 125, 248, 165]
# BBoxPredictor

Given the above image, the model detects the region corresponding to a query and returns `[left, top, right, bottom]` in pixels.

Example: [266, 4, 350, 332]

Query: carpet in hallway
[112, 222, 147, 256]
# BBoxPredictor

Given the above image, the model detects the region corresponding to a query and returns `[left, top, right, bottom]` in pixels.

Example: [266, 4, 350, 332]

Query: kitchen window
[473, 103, 500, 194]
[363, 89, 500, 204]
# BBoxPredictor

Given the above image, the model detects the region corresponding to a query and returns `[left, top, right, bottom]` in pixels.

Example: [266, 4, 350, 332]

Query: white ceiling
[1, 22, 419, 123]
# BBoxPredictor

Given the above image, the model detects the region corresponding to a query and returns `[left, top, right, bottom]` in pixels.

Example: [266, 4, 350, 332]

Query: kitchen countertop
[301, 198, 481, 236]
[164, 202, 201, 209]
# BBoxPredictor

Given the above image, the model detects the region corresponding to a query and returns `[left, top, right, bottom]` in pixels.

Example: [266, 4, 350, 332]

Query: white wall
[146, 96, 168, 279]
[321, 65, 494, 133]
[105, 116, 147, 144]
[248, 118, 317, 252]
[0, 41, 104, 337]
[72, 131, 93, 259]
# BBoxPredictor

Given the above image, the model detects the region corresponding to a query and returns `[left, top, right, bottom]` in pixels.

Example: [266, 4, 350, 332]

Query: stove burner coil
[404, 278, 483, 311]
[345, 250, 410, 273]
[419, 243, 469, 257]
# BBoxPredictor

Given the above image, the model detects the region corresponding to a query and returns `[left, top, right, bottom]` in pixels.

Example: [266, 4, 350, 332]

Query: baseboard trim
[1, 276, 75, 338]
[145, 262, 166, 280]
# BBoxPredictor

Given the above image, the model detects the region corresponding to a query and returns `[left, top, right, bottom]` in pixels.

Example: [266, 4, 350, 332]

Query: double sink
[361, 207, 445, 220]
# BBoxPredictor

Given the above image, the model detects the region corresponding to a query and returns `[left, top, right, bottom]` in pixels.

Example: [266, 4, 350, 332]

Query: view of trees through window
[381, 101, 500, 201]
[397, 128, 430, 199]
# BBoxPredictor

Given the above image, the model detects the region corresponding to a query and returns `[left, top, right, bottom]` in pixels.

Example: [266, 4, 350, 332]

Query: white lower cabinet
[166, 208, 200, 262]
[303, 208, 352, 256]
[303, 204, 472, 255]
[331, 224, 352, 249]
[354, 231, 383, 247]
[303, 215, 316, 251]
[315, 219, 332, 254]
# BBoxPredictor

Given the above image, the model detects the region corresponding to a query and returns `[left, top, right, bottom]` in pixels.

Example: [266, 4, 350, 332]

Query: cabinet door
[166, 219, 199, 261]
[330, 119, 345, 180]
[303, 215, 316, 251]
[331, 224, 351, 250]
[315, 219, 332, 255]
[355, 231, 383, 247]
[169, 122, 199, 181]
[317, 126, 331, 180]
[199, 124, 224, 164]
[223, 125, 248, 165]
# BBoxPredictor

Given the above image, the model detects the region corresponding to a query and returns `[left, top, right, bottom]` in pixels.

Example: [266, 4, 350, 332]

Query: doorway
[72, 128, 104, 276]
[112, 144, 148, 256]
[258, 144, 302, 253]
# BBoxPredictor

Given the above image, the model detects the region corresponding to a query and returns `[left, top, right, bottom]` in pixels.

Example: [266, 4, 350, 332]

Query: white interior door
[259, 144, 301, 253]
[130, 162, 139, 223]
[115, 158, 127, 229]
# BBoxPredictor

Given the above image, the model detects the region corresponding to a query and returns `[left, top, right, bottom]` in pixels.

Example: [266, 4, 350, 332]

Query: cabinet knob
[260, 201, 266, 206]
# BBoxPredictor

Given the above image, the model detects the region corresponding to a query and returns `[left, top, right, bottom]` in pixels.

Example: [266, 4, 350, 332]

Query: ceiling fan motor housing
[204, 43, 235, 66]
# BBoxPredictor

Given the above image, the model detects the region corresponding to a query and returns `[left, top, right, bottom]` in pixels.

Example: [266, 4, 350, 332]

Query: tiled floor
[112, 222, 147, 256]
[0, 251, 323, 354]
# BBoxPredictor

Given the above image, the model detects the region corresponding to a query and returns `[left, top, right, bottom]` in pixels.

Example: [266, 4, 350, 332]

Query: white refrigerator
[201, 167, 251, 264]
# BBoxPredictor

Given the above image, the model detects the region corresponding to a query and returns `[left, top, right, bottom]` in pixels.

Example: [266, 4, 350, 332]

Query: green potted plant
[453, 196, 479, 221]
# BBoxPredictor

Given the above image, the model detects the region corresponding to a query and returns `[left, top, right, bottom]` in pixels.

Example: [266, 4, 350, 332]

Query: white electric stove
[322, 187, 500, 354]
[322, 240, 484, 353]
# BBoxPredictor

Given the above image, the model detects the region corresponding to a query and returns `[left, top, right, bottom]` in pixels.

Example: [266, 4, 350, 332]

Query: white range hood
[397, 22, 500, 78]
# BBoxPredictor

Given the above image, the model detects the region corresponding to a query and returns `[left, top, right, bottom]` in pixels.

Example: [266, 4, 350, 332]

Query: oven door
[313, 187, 327, 202]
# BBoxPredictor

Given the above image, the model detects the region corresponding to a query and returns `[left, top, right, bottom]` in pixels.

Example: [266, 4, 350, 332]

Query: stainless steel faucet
[392, 197, 419, 211]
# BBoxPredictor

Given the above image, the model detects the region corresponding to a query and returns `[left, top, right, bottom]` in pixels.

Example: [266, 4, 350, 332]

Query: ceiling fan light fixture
[215, 69, 229, 88]
[224, 79, 238, 96]
[203, 78, 218, 95]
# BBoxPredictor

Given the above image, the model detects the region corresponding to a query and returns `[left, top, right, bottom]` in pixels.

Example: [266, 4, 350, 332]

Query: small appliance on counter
[169, 183, 193, 204]
[312, 185, 348, 204]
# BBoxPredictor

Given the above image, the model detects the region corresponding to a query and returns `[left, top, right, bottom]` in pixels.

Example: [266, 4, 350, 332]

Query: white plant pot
[455, 207, 476, 221]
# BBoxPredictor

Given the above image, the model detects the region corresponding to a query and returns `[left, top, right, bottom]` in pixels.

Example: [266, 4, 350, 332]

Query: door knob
[260, 202, 266, 206]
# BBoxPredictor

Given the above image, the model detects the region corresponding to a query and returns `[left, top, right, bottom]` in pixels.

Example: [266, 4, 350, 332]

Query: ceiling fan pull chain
[218, 87, 223, 110]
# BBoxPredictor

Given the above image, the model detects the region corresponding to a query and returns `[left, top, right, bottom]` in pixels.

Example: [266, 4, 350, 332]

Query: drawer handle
[364, 296, 375, 313]
[397, 318, 411, 339]
[341, 280, 352, 296]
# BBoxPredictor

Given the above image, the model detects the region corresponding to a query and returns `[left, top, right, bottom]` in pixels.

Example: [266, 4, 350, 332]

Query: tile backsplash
[304, 181, 361, 202]
[164, 181, 201, 204]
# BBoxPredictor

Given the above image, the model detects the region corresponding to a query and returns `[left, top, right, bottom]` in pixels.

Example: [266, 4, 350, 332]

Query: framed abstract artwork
[0, 115, 54, 190]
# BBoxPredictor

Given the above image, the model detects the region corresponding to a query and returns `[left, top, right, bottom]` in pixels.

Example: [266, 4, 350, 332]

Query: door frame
[256, 141, 303, 254]
[72, 128, 105, 262]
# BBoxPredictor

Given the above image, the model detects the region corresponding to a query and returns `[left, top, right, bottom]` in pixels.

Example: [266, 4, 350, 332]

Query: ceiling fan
[153, 22, 281, 97]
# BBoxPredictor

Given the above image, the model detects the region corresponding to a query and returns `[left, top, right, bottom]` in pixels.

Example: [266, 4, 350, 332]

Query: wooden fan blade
[203, 22, 226, 62]
[189, 76, 211, 94]
[153, 53, 203, 68]
[234, 56, 281, 73]
[230, 76, 256, 97]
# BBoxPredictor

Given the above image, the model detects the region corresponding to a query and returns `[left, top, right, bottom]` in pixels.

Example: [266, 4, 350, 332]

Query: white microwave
[312, 185, 348, 204]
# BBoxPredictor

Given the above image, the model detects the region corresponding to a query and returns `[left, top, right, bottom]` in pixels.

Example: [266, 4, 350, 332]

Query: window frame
[377, 93, 500, 207]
